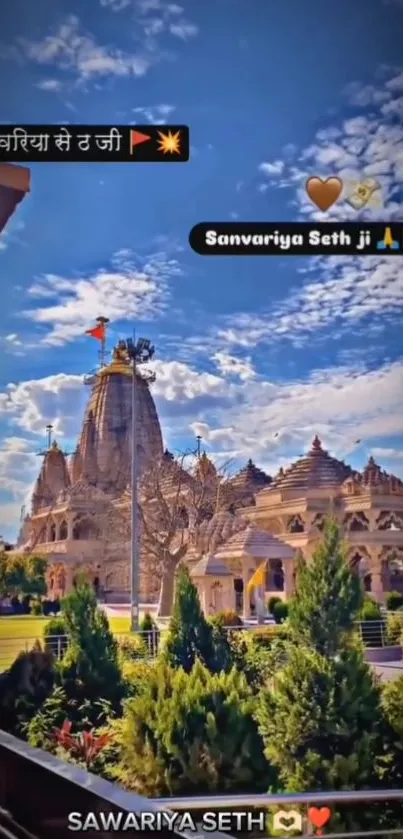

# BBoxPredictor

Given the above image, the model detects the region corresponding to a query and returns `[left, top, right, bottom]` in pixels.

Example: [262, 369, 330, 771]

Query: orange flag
[85, 323, 105, 341]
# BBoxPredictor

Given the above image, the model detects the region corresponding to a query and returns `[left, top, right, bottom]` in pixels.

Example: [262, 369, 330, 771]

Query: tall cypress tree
[257, 518, 384, 797]
[164, 565, 216, 673]
[289, 517, 363, 656]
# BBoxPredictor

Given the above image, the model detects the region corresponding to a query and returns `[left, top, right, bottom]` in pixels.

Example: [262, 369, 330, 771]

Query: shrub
[0, 644, 55, 735]
[164, 566, 216, 673]
[359, 598, 382, 621]
[385, 612, 403, 646]
[118, 634, 147, 661]
[139, 612, 154, 632]
[386, 591, 403, 612]
[57, 578, 124, 713]
[31, 599, 42, 616]
[210, 610, 243, 628]
[272, 600, 288, 624]
[249, 624, 286, 649]
[44, 617, 68, 658]
[268, 596, 282, 614]
[26, 686, 115, 751]
[111, 659, 273, 796]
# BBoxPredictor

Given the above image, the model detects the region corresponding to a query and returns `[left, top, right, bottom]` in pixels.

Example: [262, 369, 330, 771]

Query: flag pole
[95, 316, 109, 367]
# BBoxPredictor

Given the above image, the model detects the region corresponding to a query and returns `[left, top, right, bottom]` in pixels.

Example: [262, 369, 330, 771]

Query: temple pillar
[55, 520, 61, 541]
[284, 561, 296, 599]
[242, 558, 251, 619]
[371, 567, 385, 603]
[67, 513, 74, 540]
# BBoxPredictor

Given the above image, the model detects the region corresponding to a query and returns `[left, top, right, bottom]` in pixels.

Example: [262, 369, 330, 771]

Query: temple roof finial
[311, 435, 322, 451]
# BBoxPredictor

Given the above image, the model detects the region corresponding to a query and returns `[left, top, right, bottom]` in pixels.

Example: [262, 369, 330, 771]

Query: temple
[17, 343, 403, 613]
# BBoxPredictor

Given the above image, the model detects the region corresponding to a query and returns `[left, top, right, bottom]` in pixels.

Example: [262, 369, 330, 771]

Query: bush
[118, 634, 147, 661]
[57, 578, 124, 714]
[0, 644, 55, 735]
[31, 599, 42, 616]
[272, 600, 288, 624]
[386, 612, 403, 646]
[359, 598, 382, 621]
[386, 591, 403, 612]
[164, 566, 216, 673]
[268, 596, 282, 614]
[44, 617, 68, 658]
[110, 659, 273, 796]
[26, 686, 115, 752]
[210, 610, 243, 628]
[250, 624, 286, 649]
[139, 612, 154, 632]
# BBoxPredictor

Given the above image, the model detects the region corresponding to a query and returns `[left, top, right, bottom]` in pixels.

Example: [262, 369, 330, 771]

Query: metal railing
[1, 618, 402, 670]
[156, 790, 403, 838]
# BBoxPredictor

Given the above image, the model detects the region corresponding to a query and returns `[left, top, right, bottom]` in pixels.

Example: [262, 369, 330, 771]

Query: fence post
[57, 636, 62, 660]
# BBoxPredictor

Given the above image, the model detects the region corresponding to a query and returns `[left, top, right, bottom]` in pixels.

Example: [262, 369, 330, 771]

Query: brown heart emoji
[306, 176, 343, 211]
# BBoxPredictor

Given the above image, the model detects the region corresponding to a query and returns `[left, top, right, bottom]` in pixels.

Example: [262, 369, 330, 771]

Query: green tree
[0, 551, 47, 598]
[58, 576, 124, 714]
[110, 658, 273, 796]
[164, 565, 216, 672]
[257, 641, 382, 792]
[257, 519, 385, 807]
[289, 517, 363, 655]
[380, 674, 403, 785]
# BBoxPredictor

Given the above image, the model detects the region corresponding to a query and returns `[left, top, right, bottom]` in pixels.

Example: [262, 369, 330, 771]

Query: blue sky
[1, 0, 403, 540]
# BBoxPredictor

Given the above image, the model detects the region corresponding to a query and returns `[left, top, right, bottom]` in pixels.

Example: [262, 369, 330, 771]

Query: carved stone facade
[243, 437, 403, 603]
[17, 351, 403, 612]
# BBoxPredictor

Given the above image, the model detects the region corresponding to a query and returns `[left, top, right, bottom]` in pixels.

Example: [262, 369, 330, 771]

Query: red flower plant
[53, 720, 111, 766]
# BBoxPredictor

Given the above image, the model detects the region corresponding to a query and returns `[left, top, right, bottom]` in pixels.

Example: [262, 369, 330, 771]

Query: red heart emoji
[308, 807, 331, 829]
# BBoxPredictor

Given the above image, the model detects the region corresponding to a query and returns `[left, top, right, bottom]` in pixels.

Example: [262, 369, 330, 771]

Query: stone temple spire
[71, 343, 163, 496]
[31, 440, 71, 514]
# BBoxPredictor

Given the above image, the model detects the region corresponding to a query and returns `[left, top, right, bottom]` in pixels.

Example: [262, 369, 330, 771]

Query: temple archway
[266, 558, 284, 591]
[349, 548, 372, 591]
[49, 522, 56, 542]
[287, 515, 304, 533]
[72, 516, 99, 540]
[377, 511, 403, 531]
[344, 512, 369, 532]
[59, 520, 68, 540]
[312, 513, 325, 531]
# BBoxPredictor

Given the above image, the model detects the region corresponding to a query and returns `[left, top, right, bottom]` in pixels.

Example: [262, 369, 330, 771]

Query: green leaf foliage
[289, 517, 363, 656]
[110, 658, 274, 796]
[57, 577, 124, 711]
[257, 640, 383, 792]
[164, 565, 217, 672]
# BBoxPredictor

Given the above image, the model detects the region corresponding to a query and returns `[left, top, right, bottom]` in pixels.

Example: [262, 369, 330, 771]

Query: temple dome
[71, 344, 163, 496]
[267, 435, 353, 493]
[343, 456, 403, 495]
[231, 458, 271, 491]
[31, 440, 70, 513]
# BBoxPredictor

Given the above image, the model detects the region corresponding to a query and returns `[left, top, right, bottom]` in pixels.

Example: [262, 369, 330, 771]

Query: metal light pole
[123, 332, 155, 632]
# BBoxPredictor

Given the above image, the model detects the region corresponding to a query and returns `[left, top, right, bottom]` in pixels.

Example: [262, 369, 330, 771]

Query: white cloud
[36, 78, 62, 91]
[132, 103, 175, 124]
[212, 352, 256, 381]
[23, 250, 181, 346]
[3, 6, 199, 89]
[217, 255, 403, 348]
[258, 67, 403, 223]
[0, 373, 84, 436]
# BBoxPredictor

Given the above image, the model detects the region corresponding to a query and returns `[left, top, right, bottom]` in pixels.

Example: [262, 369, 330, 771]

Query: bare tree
[97, 450, 246, 617]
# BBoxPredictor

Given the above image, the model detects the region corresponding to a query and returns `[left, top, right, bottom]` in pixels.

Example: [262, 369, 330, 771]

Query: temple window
[344, 512, 369, 532]
[59, 520, 68, 540]
[288, 515, 304, 533]
[377, 512, 403, 531]
[72, 517, 98, 540]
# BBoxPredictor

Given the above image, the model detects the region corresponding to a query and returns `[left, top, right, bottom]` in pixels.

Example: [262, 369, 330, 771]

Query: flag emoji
[85, 323, 105, 341]
[247, 560, 267, 595]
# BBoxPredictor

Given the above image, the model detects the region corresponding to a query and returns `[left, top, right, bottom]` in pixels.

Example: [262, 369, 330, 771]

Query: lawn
[0, 614, 131, 671]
